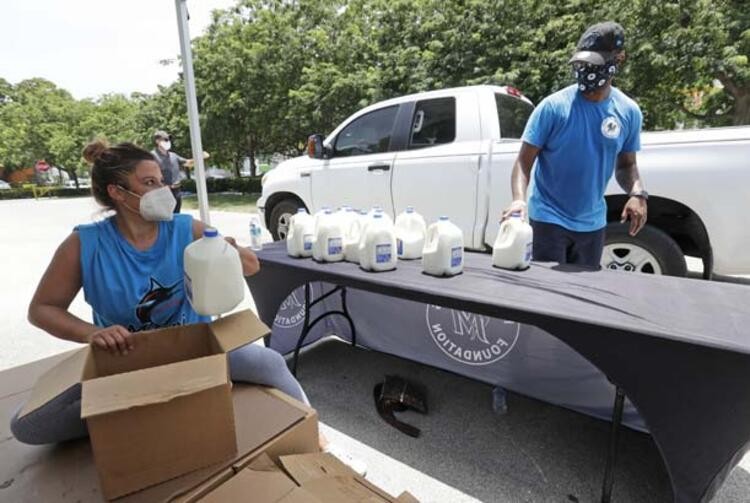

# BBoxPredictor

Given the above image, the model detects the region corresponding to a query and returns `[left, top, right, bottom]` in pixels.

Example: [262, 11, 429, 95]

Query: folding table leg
[341, 287, 356, 348]
[601, 386, 625, 503]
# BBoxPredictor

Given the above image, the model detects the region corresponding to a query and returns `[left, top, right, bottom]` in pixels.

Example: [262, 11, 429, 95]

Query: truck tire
[602, 223, 687, 277]
[269, 198, 304, 241]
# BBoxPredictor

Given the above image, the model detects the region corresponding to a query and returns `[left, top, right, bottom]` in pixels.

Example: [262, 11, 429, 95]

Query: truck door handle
[368, 164, 391, 172]
[300, 171, 311, 178]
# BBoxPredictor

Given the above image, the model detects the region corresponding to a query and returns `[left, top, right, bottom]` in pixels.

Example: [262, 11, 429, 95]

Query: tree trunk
[248, 136, 257, 177]
[233, 157, 242, 178]
[733, 93, 750, 126]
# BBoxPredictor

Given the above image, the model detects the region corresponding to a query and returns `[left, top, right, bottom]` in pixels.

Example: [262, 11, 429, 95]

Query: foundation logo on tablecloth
[425, 305, 520, 365]
[274, 284, 318, 329]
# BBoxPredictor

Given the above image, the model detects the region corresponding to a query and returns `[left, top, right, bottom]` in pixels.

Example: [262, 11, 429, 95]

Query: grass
[181, 192, 259, 213]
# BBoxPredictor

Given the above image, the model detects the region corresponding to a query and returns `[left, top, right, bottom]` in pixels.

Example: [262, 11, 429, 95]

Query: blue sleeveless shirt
[75, 214, 210, 331]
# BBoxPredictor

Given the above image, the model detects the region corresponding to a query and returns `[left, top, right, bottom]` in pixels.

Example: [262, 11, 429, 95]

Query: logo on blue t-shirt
[134, 277, 181, 330]
[601, 116, 621, 139]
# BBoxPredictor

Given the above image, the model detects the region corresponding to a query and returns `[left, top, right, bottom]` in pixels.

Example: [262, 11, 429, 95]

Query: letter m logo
[450, 310, 490, 344]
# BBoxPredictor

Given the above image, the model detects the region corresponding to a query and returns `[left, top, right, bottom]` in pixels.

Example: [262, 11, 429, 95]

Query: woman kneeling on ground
[10, 140, 363, 474]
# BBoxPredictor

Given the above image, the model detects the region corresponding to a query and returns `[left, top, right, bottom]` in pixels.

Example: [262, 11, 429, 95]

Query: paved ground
[1, 196, 750, 502]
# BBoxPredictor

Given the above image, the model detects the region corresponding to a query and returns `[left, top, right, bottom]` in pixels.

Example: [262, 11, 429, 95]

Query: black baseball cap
[569, 21, 625, 66]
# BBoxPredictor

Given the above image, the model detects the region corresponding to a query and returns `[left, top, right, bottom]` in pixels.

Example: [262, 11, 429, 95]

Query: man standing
[503, 21, 648, 268]
[151, 130, 193, 213]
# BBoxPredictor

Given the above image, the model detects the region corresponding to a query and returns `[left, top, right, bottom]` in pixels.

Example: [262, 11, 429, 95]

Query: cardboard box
[18, 310, 269, 500]
[167, 386, 320, 503]
[196, 452, 419, 503]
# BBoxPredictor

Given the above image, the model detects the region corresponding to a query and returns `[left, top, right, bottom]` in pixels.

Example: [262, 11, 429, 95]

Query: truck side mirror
[307, 134, 327, 159]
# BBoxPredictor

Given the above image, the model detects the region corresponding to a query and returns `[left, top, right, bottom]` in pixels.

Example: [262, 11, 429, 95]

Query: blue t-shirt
[75, 214, 210, 332]
[522, 84, 642, 232]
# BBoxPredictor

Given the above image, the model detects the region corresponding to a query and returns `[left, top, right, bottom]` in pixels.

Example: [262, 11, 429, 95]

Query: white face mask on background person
[160, 140, 172, 151]
[118, 185, 175, 221]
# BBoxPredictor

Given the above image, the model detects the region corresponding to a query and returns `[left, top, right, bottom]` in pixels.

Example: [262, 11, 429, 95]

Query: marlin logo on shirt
[135, 278, 181, 328]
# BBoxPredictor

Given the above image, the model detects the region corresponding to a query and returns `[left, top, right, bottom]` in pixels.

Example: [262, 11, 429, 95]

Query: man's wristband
[629, 190, 648, 200]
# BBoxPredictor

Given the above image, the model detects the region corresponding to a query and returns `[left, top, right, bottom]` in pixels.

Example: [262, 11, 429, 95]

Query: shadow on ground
[294, 338, 750, 502]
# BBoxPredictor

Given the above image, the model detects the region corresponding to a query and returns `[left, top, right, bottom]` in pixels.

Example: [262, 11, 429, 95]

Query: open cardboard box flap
[81, 354, 228, 419]
[19, 309, 268, 419]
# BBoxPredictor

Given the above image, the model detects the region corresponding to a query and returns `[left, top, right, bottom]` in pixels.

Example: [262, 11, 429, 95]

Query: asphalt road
[1, 196, 749, 502]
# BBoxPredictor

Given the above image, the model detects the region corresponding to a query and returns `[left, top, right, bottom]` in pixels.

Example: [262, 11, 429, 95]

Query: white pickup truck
[258, 85, 750, 277]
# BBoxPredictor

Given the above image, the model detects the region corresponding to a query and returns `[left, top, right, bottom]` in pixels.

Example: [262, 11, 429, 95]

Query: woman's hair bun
[82, 139, 109, 165]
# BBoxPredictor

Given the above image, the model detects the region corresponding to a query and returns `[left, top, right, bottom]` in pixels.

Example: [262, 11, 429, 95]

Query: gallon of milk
[492, 212, 533, 270]
[312, 209, 344, 262]
[395, 206, 427, 260]
[314, 206, 332, 233]
[422, 216, 464, 277]
[344, 216, 364, 263]
[336, 206, 358, 233]
[367, 205, 393, 224]
[286, 208, 315, 258]
[184, 228, 245, 316]
[359, 213, 397, 272]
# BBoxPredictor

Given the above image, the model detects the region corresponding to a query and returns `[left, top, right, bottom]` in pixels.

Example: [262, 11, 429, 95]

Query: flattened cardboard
[277, 453, 420, 503]
[19, 349, 92, 417]
[198, 454, 296, 503]
[280, 452, 353, 485]
[286, 476, 391, 502]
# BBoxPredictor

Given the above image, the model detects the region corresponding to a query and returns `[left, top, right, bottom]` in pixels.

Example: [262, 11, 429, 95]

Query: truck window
[409, 97, 456, 149]
[495, 93, 533, 139]
[334, 106, 398, 157]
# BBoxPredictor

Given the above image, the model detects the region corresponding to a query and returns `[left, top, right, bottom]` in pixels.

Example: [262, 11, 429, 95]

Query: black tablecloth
[247, 241, 750, 503]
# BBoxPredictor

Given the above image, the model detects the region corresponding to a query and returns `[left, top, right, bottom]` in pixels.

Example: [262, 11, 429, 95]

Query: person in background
[10, 140, 364, 474]
[502, 21, 648, 268]
[151, 130, 193, 213]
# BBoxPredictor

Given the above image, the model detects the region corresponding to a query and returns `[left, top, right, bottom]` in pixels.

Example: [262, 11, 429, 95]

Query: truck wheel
[269, 199, 303, 241]
[602, 223, 687, 277]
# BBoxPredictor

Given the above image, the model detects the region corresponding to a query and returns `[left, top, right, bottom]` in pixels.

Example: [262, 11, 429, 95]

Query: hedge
[0, 187, 91, 200]
[180, 177, 262, 194]
[0, 177, 262, 201]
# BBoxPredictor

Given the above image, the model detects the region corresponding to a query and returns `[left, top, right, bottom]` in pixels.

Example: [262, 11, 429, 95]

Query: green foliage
[1, 0, 748, 178]
[0, 187, 91, 200]
[180, 176, 261, 194]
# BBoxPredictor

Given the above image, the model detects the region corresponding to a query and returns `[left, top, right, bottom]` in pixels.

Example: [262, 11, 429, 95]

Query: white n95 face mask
[161, 140, 172, 151]
[139, 186, 176, 221]
[119, 185, 175, 221]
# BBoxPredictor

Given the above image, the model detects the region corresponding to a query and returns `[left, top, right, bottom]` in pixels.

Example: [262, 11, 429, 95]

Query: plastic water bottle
[184, 228, 245, 316]
[422, 216, 464, 277]
[395, 206, 427, 260]
[492, 212, 533, 270]
[359, 213, 397, 272]
[249, 216, 263, 251]
[492, 386, 508, 415]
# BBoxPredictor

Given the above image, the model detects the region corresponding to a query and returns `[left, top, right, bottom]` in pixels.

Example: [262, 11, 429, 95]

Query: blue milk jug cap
[510, 211, 522, 218]
[204, 228, 219, 237]
[406, 206, 414, 212]
[373, 213, 383, 218]
[439, 216, 449, 221]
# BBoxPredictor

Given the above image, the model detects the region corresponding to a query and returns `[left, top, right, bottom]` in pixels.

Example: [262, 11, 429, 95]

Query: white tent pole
[175, 0, 210, 226]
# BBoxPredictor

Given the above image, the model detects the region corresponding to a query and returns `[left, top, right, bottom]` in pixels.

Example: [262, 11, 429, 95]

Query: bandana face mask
[573, 61, 617, 92]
